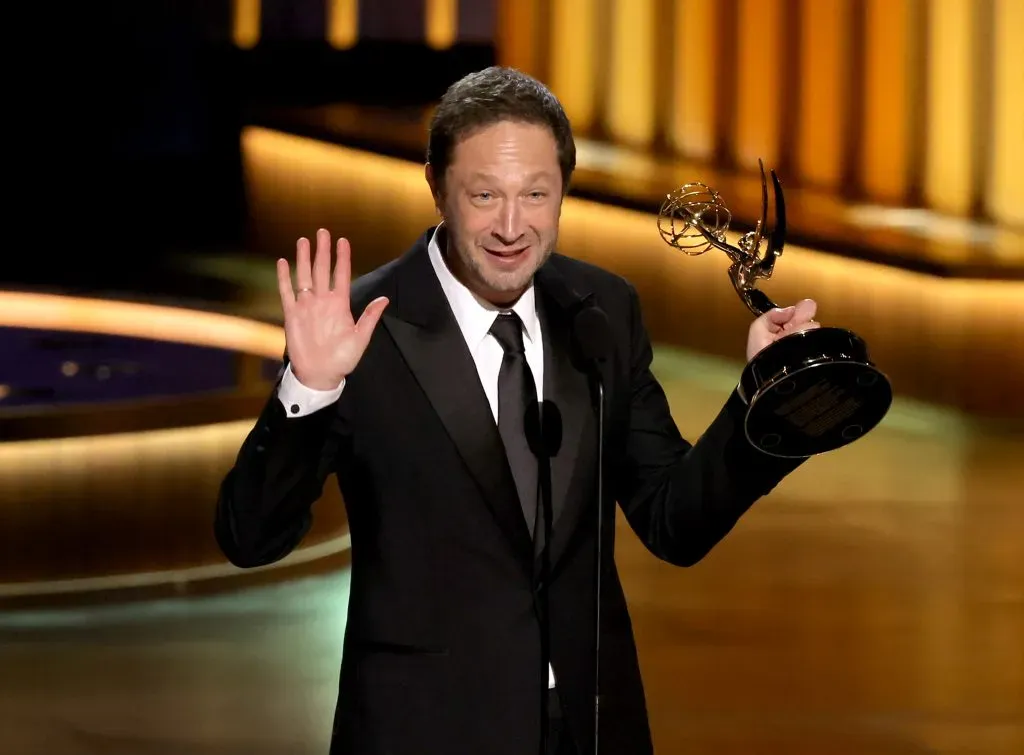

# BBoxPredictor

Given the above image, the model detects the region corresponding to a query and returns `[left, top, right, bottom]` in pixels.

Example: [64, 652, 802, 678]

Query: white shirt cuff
[276, 363, 345, 417]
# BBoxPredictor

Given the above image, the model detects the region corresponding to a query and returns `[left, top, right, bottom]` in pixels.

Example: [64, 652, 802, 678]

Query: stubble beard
[448, 232, 556, 304]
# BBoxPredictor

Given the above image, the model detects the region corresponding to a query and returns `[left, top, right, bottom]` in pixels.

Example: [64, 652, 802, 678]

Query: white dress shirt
[277, 225, 556, 688]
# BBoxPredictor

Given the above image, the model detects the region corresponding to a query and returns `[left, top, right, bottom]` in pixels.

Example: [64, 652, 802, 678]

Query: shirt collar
[426, 224, 541, 350]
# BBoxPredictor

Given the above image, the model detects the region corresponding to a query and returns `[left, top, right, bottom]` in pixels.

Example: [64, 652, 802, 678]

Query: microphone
[571, 303, 611, 755]
[572, 305, 611, 367]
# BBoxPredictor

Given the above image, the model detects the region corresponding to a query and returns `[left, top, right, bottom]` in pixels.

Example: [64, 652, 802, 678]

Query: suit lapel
[382, 233, 535, 577]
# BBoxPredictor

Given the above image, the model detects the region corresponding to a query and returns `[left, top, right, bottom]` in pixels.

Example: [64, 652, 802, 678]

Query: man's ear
[425, 163, 443, 216]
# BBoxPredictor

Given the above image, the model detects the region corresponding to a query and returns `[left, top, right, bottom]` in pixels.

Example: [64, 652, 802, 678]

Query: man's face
[428, 120, 564, 306]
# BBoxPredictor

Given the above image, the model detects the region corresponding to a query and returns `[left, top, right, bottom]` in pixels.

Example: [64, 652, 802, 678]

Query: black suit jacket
[215, 228, 801, 755]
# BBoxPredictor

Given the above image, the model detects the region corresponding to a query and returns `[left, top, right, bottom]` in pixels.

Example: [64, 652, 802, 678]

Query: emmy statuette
[657, 161, 893, 458]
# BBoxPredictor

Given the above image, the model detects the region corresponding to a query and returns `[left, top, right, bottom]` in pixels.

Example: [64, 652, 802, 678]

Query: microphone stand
[592, 377, 605, 755]
[569, 301, 611, 755]
[530, 401, 556, 755]
[570, 303, 610, 755]
[540, 448, 554, 755]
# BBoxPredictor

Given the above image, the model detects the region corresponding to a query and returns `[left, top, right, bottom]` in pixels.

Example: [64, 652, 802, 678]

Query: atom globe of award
[657, 160, 894, 458]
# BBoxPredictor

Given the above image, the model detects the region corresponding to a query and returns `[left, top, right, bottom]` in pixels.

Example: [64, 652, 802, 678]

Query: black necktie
[490, 312, 540, 542]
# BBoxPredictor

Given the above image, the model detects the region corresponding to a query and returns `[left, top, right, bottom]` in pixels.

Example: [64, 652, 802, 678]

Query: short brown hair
[426, 66, 576, 193]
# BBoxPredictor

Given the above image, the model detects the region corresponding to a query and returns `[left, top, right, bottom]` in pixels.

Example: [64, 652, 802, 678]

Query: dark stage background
[6, 0, 495, 293]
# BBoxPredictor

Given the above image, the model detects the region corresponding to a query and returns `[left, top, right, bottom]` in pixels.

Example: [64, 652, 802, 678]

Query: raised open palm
[276, 229, 389, 390]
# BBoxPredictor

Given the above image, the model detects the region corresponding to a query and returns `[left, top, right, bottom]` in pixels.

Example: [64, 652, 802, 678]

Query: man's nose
[494, 202, 524, 244]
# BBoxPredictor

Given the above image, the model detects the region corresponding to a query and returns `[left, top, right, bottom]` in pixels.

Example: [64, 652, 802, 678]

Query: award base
[739, 326, 894, 458]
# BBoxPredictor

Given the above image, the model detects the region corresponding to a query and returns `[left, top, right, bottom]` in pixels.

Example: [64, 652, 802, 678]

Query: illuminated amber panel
[606, 0, 657, 147]
[549, 0, 599, 133]
[232, 0, 260, 49]
[988, 0, 1024, 226]
[924, 0, 977, 215]
[495, 0, 545, 79]
[859, 0, 925, 203]
[327, 0, 359, 50]
[797, 0, 853, 191]
[669, 0, 720, 160]
[734, 0, 784, 169]
[425, 0, 458, 50]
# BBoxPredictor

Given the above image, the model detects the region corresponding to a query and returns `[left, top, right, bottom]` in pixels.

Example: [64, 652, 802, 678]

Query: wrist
[292, 369, 345, 392]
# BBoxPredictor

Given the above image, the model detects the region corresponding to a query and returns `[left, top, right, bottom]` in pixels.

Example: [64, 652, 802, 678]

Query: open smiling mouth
[484, 247, 529, 259]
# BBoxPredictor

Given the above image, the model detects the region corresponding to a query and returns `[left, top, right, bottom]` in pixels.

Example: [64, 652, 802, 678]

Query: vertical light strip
[606, 0, 656, 147]
[987, 0, 1024, 226]
[549, 0, 599, 133]
[859, 0, 924, 204]
[797, 0, 852, 190]
[327, 0, 359, 49]
[733, 0, 784, 169]
[669, 0, 719, 159]
[924, 0, 976, 215]
[426, 0, 458, 50]
[495, 0, 545, 78]
[232, 0, 261, 49]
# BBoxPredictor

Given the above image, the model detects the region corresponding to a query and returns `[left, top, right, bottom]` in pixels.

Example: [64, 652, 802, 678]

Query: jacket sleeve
[614, 284, 805, 566]
[214, 363, 350, 568]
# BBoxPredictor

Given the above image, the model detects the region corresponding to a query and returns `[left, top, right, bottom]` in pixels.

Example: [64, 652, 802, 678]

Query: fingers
[764, 298, 817, 327]
[276, 258, 295, 312]
[295, 237, 314, 293]
[763, 305, 797, 330]
[287, 230, 355, 312]
[333, 237, 352, 304]
[355, 296, 390, 342]
[313, 228, 332, 293]
[791, 297, 817, 323]
[782, 298, 818, 333]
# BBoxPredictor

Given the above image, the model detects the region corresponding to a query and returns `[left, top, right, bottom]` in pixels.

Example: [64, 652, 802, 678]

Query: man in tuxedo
[215, 66, 817, 755]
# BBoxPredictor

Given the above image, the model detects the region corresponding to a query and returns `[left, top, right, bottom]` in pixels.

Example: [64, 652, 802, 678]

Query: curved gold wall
[0, 294, 347, 592]
[240, 127, 1024, 420]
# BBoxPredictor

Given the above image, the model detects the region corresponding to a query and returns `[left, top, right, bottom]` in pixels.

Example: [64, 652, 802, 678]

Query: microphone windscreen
[572, 305, 611, 363]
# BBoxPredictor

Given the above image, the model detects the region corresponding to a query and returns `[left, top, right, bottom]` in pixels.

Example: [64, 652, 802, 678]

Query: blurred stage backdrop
[1, 2, 1022, 754]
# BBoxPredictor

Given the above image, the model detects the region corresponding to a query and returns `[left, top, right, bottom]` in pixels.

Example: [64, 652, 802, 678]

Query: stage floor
[2, 329, 1021, 754]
